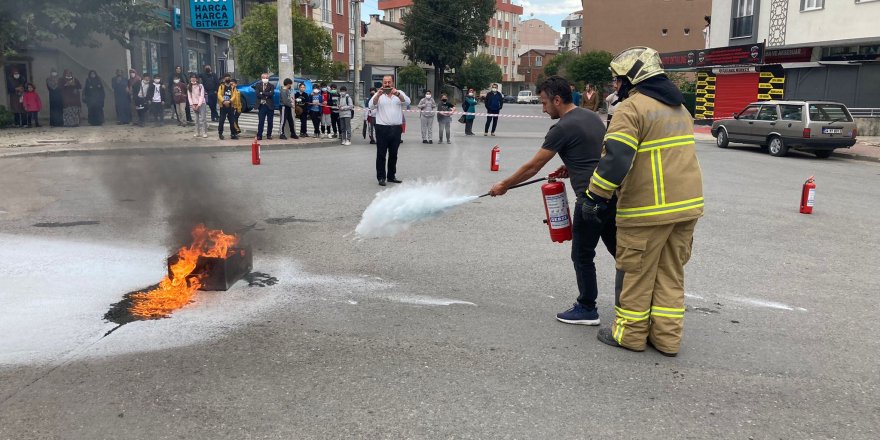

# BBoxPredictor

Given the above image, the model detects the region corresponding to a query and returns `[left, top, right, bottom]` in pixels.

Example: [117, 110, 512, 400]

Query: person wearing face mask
[327, 84, 340, 138]
[308, 87, 323, 137]
[22, 83, 43, 128]
[336, 86, 354, 145]
[46, 68, 65, 127]
[278, 78, 298, 140]
[112, 69, 132, 124]
[7, 68, 28, 127]
[417, 90, 437, 144]
[199, 65, 220, 122]
[83, 70, 105, 126]
[217, 77, 241, 139]
[60, 70, 82, 127]
[483, 84, 504, 136]
[462, 88, 477, 136]
[188, 75, 208, 138]
[318, 83, 333, 139]
[363, 87, 377, 144]
[436, 93, 455, 144]
[148, 75, 166, 126]
[172, 74, 189, 127]
[132, 74, 150, 126]
[255, 73, 275, 140]
[294, 83, 310, 138]
[174, 65, 193, 123]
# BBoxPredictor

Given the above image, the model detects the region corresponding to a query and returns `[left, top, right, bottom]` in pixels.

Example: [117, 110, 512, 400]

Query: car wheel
[241, 97, 251, 113]
[716, 127, 729, 148]
[813, 150, 833, 159]
[767, 135, 788, 157]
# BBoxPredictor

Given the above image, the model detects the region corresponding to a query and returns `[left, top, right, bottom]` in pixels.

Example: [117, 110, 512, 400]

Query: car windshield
[780, 104, 803, 121]
[518, 91, 530, 96]
[808, 104, 852, 122]
[738, 106, 760, 120]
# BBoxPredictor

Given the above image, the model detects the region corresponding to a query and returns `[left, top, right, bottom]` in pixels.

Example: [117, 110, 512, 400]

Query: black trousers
[298, 108, 309, 134]
[206, 92, 219, 120]
[279, 106, 295, 137]
[330, 112, 339, 134]
[375, 124, 402, 181]
[484, 110, 499, 133]
[571, 199, 617, 309]
[309, 111, 321, 135]
[257, 104, 273, 138]
[464, 119, 474, 135]
[218, 106, 236, 135]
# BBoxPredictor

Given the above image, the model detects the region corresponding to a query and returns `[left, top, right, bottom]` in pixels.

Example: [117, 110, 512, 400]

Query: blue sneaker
[556, 303, 600, 325]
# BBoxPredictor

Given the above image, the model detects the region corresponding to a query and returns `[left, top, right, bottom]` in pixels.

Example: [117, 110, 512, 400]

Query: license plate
[822, 128, 842, 134]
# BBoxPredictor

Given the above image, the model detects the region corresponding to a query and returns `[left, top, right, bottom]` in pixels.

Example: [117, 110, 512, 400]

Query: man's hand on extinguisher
[582, 191, 610, 224]
[550, 165, 569, 179]
[488, 182, 508, 197]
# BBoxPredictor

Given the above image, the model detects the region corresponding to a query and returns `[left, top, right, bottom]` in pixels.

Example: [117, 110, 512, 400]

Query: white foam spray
[355, 180, 478, 238]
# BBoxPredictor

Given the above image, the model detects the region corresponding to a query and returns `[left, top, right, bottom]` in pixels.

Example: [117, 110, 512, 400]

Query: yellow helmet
[609, 47, 665, 85]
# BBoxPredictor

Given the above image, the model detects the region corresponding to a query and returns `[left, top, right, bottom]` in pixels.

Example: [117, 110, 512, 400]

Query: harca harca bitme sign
[190, 0, 235, 30]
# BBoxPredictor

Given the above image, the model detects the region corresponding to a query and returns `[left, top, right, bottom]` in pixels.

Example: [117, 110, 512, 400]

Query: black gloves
[582, 192, 610, 225]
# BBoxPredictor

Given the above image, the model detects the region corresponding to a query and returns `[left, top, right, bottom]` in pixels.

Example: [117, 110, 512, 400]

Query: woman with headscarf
[6, 68, 27, 127]
[112, 69, 132, 124]
[60, 70, 82, 127]
[83, 70, 105, 126]
[46, 68, 64, 127]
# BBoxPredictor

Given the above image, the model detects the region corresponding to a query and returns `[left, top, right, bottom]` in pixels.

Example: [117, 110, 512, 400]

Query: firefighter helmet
[609, 47, 665, 85]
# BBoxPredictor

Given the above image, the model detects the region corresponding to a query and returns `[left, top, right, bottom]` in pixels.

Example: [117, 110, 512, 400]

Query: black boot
[597, 328, 644, 352]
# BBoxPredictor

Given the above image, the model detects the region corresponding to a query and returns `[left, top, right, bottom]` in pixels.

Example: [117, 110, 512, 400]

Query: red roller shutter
[714, 73, 759, 119]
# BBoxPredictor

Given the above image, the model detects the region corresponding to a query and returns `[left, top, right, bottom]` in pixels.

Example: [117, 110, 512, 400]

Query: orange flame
[129, 224, 239, 319]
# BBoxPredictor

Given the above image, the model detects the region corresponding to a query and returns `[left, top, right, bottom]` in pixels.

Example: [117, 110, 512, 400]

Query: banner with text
[661, 43, 765, 70]
[191, 0, 235, 30]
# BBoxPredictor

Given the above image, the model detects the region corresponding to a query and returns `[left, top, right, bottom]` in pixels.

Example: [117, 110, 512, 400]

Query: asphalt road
[1, 103, 879, 439]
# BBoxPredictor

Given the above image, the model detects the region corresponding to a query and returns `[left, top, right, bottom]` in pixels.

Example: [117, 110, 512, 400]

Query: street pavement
[1, 103, 879, 439]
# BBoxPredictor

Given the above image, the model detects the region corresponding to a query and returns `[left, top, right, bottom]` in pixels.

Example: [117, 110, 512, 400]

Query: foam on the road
[0, 234, 475, 367]
[355, 180, 478, 238]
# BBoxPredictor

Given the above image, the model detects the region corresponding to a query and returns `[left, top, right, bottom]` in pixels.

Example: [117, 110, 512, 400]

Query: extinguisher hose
[478, 177, 548, 198]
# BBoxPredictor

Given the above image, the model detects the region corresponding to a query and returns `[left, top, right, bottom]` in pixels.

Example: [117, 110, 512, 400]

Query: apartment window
[503, 66, 507, 74]
[337, 34, 344, 53]
[535, 56, 543, 67]
[731, 0, 754, 38]
[322, 0, 331, 22]
[801, 0, 824, 10]
[350, 3, 357, 29]
[336, 0, 343, 15]
[349, 36, 355, 66]
[387, 9, 395, 22]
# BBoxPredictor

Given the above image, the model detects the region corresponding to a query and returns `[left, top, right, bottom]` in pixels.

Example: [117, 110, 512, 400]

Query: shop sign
[661, 42, 765, 69]
[191, 0, 235, 30]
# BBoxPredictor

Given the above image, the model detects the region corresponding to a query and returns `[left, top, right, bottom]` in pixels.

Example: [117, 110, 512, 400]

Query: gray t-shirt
[541, 107, 606, 199]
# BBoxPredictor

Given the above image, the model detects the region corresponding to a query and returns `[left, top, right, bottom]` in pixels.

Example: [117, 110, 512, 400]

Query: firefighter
[586, 47, 703, 357]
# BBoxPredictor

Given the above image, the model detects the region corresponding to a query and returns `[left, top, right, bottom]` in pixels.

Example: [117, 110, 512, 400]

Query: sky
[359, 0, 581, 33]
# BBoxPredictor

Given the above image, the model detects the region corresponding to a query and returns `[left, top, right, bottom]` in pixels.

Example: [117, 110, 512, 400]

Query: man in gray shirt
[488, 75, 614, 326]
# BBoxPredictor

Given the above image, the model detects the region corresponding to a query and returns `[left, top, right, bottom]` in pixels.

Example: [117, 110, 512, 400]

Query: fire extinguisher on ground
[252, 137, 261, 165]
[541, 176, 572, 243]
[800, 175, 815, 214]
[490, 145, 500, 171]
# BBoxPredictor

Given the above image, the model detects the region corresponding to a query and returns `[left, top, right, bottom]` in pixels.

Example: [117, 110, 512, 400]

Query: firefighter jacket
[217, 84, 242, 112]
[588, 89, 703, 227]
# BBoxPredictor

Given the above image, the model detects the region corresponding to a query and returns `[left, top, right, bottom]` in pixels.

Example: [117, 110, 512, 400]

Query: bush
[0, 105, 13, 129]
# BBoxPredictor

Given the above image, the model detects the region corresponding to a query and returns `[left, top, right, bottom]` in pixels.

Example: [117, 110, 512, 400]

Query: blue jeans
[571, 198, 617, 309]
[257, 104, 273, 138]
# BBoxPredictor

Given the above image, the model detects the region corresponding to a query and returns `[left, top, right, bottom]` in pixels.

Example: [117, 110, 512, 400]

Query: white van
[517, 90, 539, 104]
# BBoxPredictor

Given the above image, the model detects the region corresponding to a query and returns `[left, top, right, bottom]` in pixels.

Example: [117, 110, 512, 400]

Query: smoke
[96, 154, 260, 248]
[355, 180, 478, 238]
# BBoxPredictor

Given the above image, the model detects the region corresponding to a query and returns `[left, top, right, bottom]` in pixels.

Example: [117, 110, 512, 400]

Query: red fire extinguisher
[490, 145, 500, 171]
[541, 176, 572, 243]
[251, 137, 261, 165]
[800, 175, 815, 214]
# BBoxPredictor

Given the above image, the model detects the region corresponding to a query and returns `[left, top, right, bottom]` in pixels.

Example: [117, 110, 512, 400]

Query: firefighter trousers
[611, 219, 697, 354]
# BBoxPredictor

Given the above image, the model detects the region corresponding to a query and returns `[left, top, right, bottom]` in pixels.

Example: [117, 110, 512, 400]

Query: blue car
[236, 76, 313, 113]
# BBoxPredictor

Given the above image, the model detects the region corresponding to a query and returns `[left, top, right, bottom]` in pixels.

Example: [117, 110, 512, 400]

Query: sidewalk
[0, 113, 366, 159]
[694, 124, 880, 163]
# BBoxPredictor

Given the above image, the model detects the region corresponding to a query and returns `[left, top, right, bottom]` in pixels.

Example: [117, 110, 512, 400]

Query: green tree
[543, 51, 576, 78]
[318, 61, 350, 82]
[397, 64, 427, 87]
[0, 0, 164, 55]
[231, 3, 331, 79]
[403, 0, 495, 94]
[456, 53, 502, 92]
[568, 50, 614, 87]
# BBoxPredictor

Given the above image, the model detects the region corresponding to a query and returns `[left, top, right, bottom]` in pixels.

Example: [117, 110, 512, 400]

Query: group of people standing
[6, 68, 103, 128]
[572, 82, 620, 126]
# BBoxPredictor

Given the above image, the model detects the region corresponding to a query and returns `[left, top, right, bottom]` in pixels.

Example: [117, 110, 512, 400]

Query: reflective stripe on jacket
[588, 89, 704, 226]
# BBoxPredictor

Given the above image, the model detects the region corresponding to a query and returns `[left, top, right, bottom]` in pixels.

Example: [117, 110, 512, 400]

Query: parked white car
[517, 90, 539, 104]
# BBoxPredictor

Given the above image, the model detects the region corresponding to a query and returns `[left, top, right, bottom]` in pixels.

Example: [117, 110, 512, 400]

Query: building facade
[362, 14, 434, 96]
[518, 18, 560, 57]
[378, 0, 524, 82]
[559, 11, 583, 53]
[518, 49, 559, 85]
[707, 0, 880, 110]
[581, 0, 711, 54]
[299, 0, 358, 73]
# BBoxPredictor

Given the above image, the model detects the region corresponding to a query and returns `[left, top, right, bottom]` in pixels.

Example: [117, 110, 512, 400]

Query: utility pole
[180, 0, 189, 74]
[277, 0, 295, 80]
[352, 0, 363, 102]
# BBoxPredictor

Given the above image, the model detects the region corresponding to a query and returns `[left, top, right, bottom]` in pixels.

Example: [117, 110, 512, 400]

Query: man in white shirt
[369, 75, 411, 186]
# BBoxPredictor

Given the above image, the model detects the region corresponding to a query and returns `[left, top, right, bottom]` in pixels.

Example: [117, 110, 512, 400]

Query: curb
[832, 151, 880, 163]
[0, 139, 336, 159]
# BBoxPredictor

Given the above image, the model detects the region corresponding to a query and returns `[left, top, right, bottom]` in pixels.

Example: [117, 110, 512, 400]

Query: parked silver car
[711, 100, 858, 158]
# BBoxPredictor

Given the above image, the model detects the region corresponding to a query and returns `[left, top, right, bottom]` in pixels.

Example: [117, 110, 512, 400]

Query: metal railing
[849, 108, 880, 118]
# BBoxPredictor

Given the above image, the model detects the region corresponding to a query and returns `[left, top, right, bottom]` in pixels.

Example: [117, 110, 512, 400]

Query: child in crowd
[436, 93, 455, 144]
[319, 83, 332, 138]
[22, 83, 43, 128]
[308, 87, 323, 137]
[187, 75, 208, 138]
[173, 76, 188, 126]
[229, 78, 242, 138]
[337, 86, 354, 145]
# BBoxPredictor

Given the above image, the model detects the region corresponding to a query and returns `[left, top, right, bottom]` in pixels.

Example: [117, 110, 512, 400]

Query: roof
[377, 19, 405, 32]
[521, 49, 560, 57]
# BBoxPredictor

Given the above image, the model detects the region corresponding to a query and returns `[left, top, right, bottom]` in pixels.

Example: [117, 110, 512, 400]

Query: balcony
[730, 15, 753, 39]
